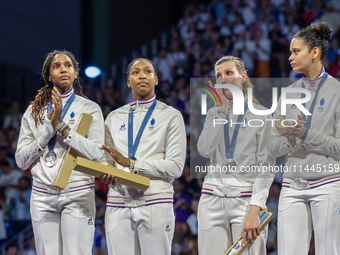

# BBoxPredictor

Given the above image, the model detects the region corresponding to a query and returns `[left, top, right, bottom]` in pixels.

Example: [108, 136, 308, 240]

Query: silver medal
[44, 151, 57, 167]
[224, 159, 237, 168]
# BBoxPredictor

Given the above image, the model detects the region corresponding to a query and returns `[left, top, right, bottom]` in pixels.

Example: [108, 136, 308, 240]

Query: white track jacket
[268, 72, 340, 181]
[16, 89, 104, 186]
[197, 102, 275, 209]
[102, 95, 186, 207]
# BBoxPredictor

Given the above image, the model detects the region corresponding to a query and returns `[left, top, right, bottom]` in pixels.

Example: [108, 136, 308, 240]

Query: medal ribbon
[128, 100, 157, 158]
[47, 92, 75, 152]
[224, 100, 248, 159]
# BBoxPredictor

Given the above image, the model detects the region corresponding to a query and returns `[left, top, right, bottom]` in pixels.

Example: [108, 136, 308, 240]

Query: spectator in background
[232, 30, 256, 76]
[270, 21, 288, 77]
[154, 49, 173, 84]
[7, 128, 18, 154]
[95, 90, 108, 111]
[330, 55, 340, 77]
[0, 131, 10, 150]
[321, 2, 340, 33]
[0, 161, 23, 207]
[0, 146, 15, 168]
[182, 164, 201, 198]
[0, 195, 7, 245]
[186, 198, 198, 236]
[173, 178, 192, 223]
[21, 235, 36, 255]
[257, 11, 270, 40]
[83, 81, 95, 101]
[95, 189, 106, 228]
[195, 4, 210, 31]
[5, 242, 19, 255]
[95, 224, 108, 255]
[240, 1, 256, 27]
[11, 176, 31, 234]
[233, 13, 246, 35]
[214, 0, 227, 26]
[2, 102, 22, 134]
[254, 27, 271, 77]
[266, 182, 281, 254]
[168, 41, 187, 76]
[220, 18, 231, 37]
[282, 16, 300, 43]
[327, 38, 340, 65]
[172, 222, 192, 255]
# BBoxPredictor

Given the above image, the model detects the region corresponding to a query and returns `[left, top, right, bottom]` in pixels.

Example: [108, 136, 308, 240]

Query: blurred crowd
[1, 0, 340, 254]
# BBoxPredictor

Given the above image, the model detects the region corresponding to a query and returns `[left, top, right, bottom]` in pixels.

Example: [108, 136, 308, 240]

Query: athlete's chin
[292, 66, 302, 73]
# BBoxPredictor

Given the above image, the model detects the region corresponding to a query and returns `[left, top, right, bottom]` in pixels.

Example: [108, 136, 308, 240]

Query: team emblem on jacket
[87, 217, 94, 225]
[69, 111, 76, 125]
[119, 123, 126, 131]
[290, 104, 297, 109]
[149, 118, 155, 129]
[165, 224, 170, 231]
[240, 118, 247, 130]
[318, 98, 325, 112]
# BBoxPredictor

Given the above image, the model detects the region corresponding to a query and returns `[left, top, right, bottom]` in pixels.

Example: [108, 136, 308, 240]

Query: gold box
[53, 113, 93, 189]
[73, 157, 150, 191]
[275, 116, 286, 136]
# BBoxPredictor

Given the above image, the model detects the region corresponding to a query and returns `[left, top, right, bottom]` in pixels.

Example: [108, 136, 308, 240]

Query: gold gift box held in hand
[53, 113, 150, 191]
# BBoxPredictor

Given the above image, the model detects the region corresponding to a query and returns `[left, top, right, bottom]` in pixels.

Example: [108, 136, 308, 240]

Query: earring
[49, 77, 51, 81]
[311, 59, 314, 63]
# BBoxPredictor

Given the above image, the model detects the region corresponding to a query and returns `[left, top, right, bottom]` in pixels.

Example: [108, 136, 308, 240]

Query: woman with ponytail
[268, 22, 340, 254]
[197, 55, 275, 255]
[15, 50, 106, 254]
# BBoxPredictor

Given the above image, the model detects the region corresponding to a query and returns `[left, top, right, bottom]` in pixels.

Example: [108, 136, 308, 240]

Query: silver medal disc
[44, 151, 57, 167]
[225, 159, 237, 168]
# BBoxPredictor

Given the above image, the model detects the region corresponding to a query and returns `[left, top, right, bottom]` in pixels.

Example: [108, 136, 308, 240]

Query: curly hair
[293, 22, 333, 67]
[31, 50, 87, 127]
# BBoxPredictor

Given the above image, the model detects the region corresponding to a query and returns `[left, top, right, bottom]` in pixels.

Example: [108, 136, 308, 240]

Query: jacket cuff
[249, 199, 265, 210]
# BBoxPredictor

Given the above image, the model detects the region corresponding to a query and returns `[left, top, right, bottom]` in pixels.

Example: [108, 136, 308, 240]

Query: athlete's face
[214, 61, 246, 100]
[289, 38, 317, 74]
[49, 54, 78, 93]
[127, 59, 158, 100]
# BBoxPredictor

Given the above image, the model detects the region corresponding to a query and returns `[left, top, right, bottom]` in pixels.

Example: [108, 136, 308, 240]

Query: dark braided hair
[31, 50, 87, 127]
[126, 58, 157, 78]
[293, 22, 333, 67]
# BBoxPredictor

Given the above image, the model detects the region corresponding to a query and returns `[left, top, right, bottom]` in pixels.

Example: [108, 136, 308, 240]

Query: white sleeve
[197, 107, 225, 158]
[63, 104, 104, 162]
[100, 123, 117, 167]
[301, 103, 340, 159]
[267, 96, 295, 158]
[15, 111, 48, 170]
[250, 116, 275, 209]
[135, 111, 186, 179]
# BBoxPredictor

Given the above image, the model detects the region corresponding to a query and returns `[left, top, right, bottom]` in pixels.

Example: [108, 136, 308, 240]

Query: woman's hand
[100, 145, 131, 167]
[242, 205, 261, 246]
[47, 87, 63, 127]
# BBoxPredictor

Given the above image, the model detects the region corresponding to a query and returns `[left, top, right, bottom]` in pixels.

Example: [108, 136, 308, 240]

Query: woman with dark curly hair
[15, 50, 106, 254]
[268, 22, 340, 254]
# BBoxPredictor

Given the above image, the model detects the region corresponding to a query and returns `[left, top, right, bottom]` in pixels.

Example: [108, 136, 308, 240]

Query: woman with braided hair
[15, 50, 107, 254]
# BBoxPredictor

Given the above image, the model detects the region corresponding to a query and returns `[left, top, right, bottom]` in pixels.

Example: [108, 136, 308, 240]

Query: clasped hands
[283, 114, 307, 144]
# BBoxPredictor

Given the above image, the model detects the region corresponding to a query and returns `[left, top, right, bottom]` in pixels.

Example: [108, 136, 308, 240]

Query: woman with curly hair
[15, 50, 106, 254]
[268, 22, 340, 254]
